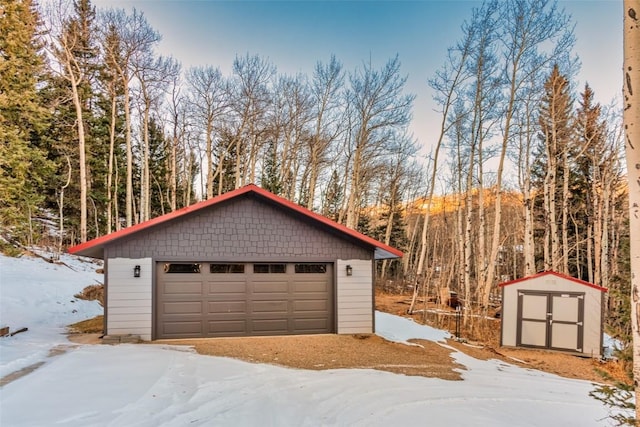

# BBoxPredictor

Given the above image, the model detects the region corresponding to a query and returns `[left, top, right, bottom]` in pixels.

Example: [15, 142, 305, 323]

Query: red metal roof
[498, 271, 608, 292]
[68, 184, 403, 260]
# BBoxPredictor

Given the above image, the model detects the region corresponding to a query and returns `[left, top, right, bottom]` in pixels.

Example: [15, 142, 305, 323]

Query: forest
[0, 0, 631, 344]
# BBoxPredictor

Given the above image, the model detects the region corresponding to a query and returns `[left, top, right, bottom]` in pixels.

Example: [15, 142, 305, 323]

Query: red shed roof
[498, 271, 607, 292]
[68, 184, 403, 260]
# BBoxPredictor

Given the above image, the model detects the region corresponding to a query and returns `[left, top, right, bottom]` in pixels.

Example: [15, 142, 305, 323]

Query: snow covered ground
[0, 252, 624, 426]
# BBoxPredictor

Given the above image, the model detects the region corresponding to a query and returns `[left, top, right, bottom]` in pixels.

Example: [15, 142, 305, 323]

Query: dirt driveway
[157, 334, 464, 380]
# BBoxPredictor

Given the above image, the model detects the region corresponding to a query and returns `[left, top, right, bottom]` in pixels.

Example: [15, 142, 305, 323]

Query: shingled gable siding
[103, 196, 371, 261]
[336, 259, 373, 334]
[106, 257, 153, 340]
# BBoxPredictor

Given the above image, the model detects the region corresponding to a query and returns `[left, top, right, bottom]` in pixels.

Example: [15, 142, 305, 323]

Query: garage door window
[254, 263, 286, 273]
[295, 264, 327, 274]
[210, 264, 245, 274]
[164, 263, 201, 273]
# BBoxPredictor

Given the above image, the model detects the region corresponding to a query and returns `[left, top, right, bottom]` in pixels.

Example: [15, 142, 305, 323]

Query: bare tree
[344, 55, 414, 229]
[101, 8, 160, 226]
[307, 56, 345, 209]
[165, 62, 184, 211]
[134, 54, 179, 221]
[481, 0, 575, 308]
[186, 65, 228, 199]
[271, 73, 312, 200]
[228, 54, 275, 188]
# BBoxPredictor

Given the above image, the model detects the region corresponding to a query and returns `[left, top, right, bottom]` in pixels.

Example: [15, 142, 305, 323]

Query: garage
[157, 262, 333, 338]
[499, 271, 607, 357]
[68, 184, 402, 341]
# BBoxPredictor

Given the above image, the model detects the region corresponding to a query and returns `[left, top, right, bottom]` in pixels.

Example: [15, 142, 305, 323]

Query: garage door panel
[163, 281, 202, 295]
[162, 321, 202, 335]
[208, 301, 246, 314]
[253, 281, 288, 293]
[251, 319, 288, 333]
[208, 320, 247, 334]
[163, 301, 202, 315]
[252, 300, 288, 313]
[293, 281, 329, 292]
[207, 281, 247, 293]
[295, 318, 329, 331]
[157, 262, 333, 338]
[294, 299, 328, 312]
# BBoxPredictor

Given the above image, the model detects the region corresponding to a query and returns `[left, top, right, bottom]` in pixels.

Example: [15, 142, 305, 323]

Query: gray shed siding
[104, 196, 372, 261]
[500, 274, 604, 357]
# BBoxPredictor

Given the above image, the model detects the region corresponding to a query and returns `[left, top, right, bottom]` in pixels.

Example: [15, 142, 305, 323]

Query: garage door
[156, 262, 333, 339]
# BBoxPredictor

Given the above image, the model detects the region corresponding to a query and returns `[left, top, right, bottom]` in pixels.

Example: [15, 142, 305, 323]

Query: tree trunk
[562, 145, 570, 274]
[67, 62, 88, 243]
[106, 83, 117, 234]
[623, 0, 640, 421]
[123, 76, 133, 227]
[206, 120, 214, 199]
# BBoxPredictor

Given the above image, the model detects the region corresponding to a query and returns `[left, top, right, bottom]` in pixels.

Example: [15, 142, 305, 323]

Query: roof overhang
[498, 271, 608, 292]
[68, 184, 403, 261]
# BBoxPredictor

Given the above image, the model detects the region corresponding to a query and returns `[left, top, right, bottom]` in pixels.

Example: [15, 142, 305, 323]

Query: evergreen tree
[260, 140, 282, 195]
[573, 84, 608, 281]
[147, 117, 169, 217]
[46, 0, 102, 241]
[321, 169, 343, 222]
[212, 127, 240, 195]
[0, 0, 53, 242]
[532, 64, 574, 273]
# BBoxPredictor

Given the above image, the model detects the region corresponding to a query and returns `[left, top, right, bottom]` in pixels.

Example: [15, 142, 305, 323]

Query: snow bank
[0, 252, 103, 377]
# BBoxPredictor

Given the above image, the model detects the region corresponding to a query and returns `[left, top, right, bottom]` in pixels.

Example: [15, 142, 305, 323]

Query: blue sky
[92, 0, 623, 158]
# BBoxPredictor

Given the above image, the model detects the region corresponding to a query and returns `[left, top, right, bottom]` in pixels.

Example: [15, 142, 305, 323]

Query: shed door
[156, 262, 333, 339]
[516, 291, 584, 353]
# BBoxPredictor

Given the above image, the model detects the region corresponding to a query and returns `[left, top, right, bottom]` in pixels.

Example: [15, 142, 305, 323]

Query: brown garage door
[156, 262, 333, 339]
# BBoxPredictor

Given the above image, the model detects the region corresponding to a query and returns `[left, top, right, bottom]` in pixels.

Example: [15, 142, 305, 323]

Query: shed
[68, 184, 402, 341]
[499, 271, 607, 357]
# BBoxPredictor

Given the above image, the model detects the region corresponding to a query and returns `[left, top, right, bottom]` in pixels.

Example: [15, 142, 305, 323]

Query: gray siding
[105, 196, 371, 261]
[501, 275, 603, 357]
[336, 259, 373, 334]
[106, 258, 153, 340]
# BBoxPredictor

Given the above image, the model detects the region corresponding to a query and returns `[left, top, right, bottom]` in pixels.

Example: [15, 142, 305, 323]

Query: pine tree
[260, 140, 282, 195]
[321, 170, 343, 222]
[147, 117, 169, 217]
[212, 127, 239, 195]
[47, 0, 101, 242]
[0, 0, 53, 242]
[533, 64, 574, 273]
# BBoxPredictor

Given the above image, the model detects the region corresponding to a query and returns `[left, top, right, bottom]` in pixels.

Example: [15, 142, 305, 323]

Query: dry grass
[74, 284, 104, 306]
[68, 315, 104, 334]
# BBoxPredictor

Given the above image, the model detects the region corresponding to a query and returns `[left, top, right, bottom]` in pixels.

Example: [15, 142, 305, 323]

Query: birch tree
[481, 0, 575, 308]
[101, 8, 160, 227]
[46, 0, 98, 242]
[344, 55, 414, 229]
[228, 54, 275, 188]
[307, 56, 344, 210]
[186, 65, 228, 199]
[623, 0, 640, 420]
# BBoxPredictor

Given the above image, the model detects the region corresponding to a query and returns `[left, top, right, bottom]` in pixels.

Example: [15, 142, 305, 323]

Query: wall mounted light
[346, 265, 353, 276]
[133, 265, 141, 278]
